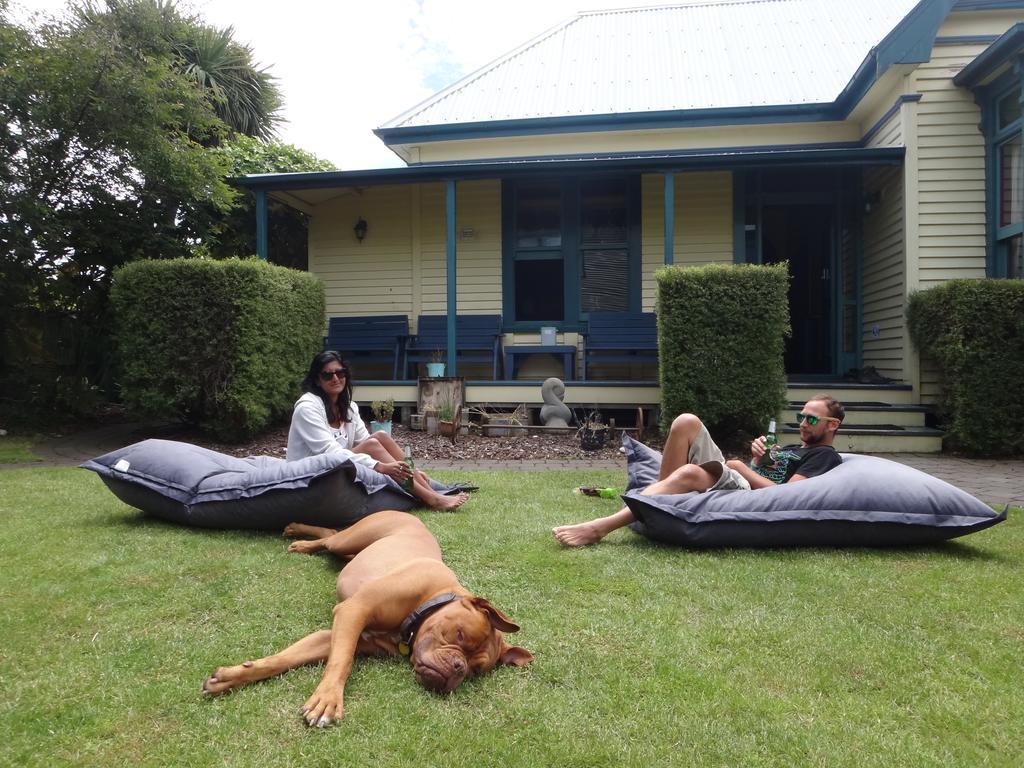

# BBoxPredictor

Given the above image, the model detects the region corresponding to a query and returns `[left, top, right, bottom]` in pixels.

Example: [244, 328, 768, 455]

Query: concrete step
[779, 424, 944, 453]
[781, 401, 929, 428]
[786, 381, 916, 405]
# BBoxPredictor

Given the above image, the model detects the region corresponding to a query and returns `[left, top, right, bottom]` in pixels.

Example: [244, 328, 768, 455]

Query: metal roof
[381, 0, 923, 130]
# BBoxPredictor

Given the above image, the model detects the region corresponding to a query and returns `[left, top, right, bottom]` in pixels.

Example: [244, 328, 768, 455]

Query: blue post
[255, 189, 268, 260]
[446, 180, 457, 373]
[664, 172, 675, 265]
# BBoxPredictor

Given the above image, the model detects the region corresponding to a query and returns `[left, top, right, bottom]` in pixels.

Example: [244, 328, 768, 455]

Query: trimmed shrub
[111, 258, 325, 441]
[907, 279, 1024, 455]
[656, 263, 790, 439]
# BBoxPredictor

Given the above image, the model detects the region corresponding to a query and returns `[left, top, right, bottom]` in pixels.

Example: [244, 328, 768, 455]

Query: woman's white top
[286, 392, 376, 468]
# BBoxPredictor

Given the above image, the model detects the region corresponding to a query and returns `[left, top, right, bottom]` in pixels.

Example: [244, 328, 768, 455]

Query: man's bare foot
[288, 539, 325, 554]
[202, 661, 257, 695]
[431, 492, 468, 512]
[282, 522, 336, 539]
[552, 521, 606, 547]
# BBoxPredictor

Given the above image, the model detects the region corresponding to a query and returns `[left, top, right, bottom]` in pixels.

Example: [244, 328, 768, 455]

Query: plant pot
[580, 426, 608, 451]
[438, 419, 455, 438]
[426, 362, 445, 377]
[369, 420, 392, 435]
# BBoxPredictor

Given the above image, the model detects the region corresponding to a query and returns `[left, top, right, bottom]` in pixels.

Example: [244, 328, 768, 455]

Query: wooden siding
[862, 165, 906, 382]
[640, 171, 733, 309]
[308, 180, 503, 332]
[910, 43, 988, 290]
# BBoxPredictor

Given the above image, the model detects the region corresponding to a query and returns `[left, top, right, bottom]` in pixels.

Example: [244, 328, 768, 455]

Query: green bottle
[575, 486, 622, 499]
[751, 419, 778, 468]
[402, 445, 415, 492]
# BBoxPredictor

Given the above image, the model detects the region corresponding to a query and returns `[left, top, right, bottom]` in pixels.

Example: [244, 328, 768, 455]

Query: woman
[287, 351, 467, 511]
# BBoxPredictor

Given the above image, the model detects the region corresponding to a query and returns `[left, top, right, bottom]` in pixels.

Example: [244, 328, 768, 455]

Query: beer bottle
[402, 445, 415, 492]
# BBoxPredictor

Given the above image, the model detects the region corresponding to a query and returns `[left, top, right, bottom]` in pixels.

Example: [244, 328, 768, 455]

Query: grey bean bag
[620, 434, 1007, 548]
[81, 439, 446, 531]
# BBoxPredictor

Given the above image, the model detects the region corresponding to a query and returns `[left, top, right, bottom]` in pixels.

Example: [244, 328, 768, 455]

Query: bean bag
[620, 435, 1007, 548]
[81, 439, 448, 531]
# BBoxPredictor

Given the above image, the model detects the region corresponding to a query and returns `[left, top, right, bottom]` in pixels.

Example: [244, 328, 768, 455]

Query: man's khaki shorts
[689, 423, 751, 492]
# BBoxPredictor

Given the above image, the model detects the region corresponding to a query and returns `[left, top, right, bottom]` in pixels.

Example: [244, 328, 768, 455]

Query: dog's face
[410, 596, 533, 693]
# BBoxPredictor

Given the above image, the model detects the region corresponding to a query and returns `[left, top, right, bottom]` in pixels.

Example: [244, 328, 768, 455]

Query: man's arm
[725, 459, 776, 489]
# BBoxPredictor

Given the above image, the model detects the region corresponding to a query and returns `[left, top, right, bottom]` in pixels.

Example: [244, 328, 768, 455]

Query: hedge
[111, 258, 325, 441]
[656, 262, 790, 439]
[907, 278, 1024, 455]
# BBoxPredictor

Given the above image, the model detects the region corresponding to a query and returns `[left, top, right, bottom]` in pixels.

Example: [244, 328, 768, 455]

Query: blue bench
[323, 315, 408, 380]
[404, 314, 503, 379]
[581, 311, 658, 380]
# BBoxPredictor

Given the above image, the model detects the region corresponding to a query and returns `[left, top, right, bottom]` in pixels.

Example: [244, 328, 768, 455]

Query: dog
[202, 510, 532, 726]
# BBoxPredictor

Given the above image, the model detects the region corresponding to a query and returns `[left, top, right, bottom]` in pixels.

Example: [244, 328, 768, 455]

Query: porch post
[255, 189, 268, 261]
[664, 172, 674, 265]
[446, 180, 457, 373]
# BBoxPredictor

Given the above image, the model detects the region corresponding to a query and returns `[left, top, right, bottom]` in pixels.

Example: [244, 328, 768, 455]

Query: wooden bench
[404, 314, 503, 379]
[581, 311, 658, 380]
[323, 315, 409, 380]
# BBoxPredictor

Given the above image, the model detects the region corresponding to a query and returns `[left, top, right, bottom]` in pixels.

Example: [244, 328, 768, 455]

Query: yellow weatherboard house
[237, 0, 1024, 453]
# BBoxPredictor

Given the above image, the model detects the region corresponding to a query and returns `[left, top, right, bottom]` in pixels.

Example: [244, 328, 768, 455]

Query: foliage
[1, 466, 1019, 766]
[111, 258, 324, 440]
[907, 278, 1024, 455]
[201, 134, 336, 269]
[370, 397, 394, 423]
[656, 262, 790, 437]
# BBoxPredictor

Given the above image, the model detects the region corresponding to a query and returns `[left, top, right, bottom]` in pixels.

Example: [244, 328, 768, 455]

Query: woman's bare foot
[430, 492, 469, 512]
[552, 521, 607, 547]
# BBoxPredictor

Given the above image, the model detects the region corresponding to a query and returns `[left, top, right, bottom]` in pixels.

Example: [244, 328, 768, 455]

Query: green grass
[1, 468, 1021, 767]
[0, 434, 43, 463]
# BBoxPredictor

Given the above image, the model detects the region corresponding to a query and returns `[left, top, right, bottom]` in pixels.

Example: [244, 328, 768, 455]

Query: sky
[11, 0, 652, 170]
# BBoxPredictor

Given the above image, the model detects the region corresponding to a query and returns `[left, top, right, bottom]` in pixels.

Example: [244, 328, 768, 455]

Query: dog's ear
[499, 643, 533, 667]
[470, 597, 520, 633]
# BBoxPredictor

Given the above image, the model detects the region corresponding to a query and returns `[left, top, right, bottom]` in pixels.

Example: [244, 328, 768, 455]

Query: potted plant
[369, 398, 394, 435]
[577, 410, 608, 451]
[437, 395, 456, 438]
[426, 349, 445, 378]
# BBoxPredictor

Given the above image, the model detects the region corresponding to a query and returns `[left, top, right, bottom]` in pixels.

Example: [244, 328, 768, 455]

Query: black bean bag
[620, 434, 1007, 548]
[81, 438, 443, 531]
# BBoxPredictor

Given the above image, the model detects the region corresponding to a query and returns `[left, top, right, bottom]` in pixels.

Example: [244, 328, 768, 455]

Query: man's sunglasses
[319, 368, 349, 382]
[796, 412, 838, 426]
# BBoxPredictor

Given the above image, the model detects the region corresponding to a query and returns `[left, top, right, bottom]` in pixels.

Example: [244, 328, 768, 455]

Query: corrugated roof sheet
[381, 0, 922, 129]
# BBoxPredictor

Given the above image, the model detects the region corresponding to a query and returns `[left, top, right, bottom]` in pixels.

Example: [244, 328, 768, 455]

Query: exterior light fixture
[354, 217, 368, 242]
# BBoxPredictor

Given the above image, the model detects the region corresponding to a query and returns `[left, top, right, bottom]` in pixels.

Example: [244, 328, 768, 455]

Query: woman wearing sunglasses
[287, 351, 468, 511]
[554, 394, 844, 547]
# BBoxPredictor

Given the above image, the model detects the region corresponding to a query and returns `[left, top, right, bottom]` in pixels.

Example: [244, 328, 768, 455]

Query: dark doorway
[761, 204, 833, 374]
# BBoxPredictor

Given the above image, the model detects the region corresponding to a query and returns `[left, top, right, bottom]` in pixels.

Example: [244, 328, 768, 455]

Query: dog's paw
[301, 687, 344, 727]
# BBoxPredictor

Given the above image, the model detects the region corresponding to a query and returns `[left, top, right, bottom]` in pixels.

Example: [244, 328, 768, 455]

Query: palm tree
[175, 23, 283, 141]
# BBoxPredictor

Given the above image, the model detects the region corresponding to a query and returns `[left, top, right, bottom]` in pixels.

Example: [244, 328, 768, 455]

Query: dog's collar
[398, 592, 461, 656]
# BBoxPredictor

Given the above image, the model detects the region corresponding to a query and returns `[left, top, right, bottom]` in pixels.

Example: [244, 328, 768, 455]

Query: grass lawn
[0, 434, 43, 463]
[1, 467, 1020, 767]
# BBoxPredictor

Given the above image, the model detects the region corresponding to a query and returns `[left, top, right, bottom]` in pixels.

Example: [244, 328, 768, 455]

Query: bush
[907, 279, 1024, 455]
[111, 258, 324, 440]
[656, 263, 790, 439]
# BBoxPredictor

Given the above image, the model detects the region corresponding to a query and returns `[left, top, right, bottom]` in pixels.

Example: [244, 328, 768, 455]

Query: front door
[761, 204, 834, 375]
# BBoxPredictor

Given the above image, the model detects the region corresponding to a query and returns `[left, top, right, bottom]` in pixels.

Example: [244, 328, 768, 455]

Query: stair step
[779, 425, 944, 453]
[782, 401, 930, 428]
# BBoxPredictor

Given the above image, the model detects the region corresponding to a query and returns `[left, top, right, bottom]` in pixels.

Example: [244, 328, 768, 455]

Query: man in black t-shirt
[553, 394, 845, 547]
[725, 395, 844, 489]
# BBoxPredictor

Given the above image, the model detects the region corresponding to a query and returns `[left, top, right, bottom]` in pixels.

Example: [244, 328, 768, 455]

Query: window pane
[580, 249, 629, 312]
[514, 258, 563, 321]
[515, 182, 561, 247]
[580, 178, 627, 246]
[998, 88, 1022, 130]
[999, 135, 1022, 227]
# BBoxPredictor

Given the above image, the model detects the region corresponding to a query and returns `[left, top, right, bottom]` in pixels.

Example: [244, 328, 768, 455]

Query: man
[552, 394, 845, 547]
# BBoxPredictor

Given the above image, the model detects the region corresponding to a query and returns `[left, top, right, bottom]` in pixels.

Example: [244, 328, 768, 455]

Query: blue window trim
[501, 175, 641, 331]
[973, 64, 1024, 276]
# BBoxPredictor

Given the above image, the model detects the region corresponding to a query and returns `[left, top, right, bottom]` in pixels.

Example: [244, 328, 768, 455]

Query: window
[503, 176, 639, 327]
[982, 81, 1024, 278]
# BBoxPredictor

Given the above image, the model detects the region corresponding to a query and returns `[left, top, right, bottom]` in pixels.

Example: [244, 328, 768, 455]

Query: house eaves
[374, 0, 955, 148]
[953, 21, 1024, 87]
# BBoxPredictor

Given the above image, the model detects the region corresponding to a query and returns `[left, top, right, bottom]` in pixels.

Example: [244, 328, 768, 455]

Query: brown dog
[202, 510, 532, 726]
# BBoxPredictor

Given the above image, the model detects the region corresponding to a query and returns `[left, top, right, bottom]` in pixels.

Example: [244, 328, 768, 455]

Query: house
[237, 0, 1024, 451]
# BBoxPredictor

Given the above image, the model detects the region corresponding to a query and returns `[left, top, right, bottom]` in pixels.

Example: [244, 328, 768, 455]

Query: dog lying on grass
[202, 510, 532, 726]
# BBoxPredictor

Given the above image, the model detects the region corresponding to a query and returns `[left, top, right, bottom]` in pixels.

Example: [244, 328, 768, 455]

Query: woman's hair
[302, 350, 353, 423]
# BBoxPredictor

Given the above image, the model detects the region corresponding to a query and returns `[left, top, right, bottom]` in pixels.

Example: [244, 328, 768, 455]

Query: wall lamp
[354, 217, 368, 242]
